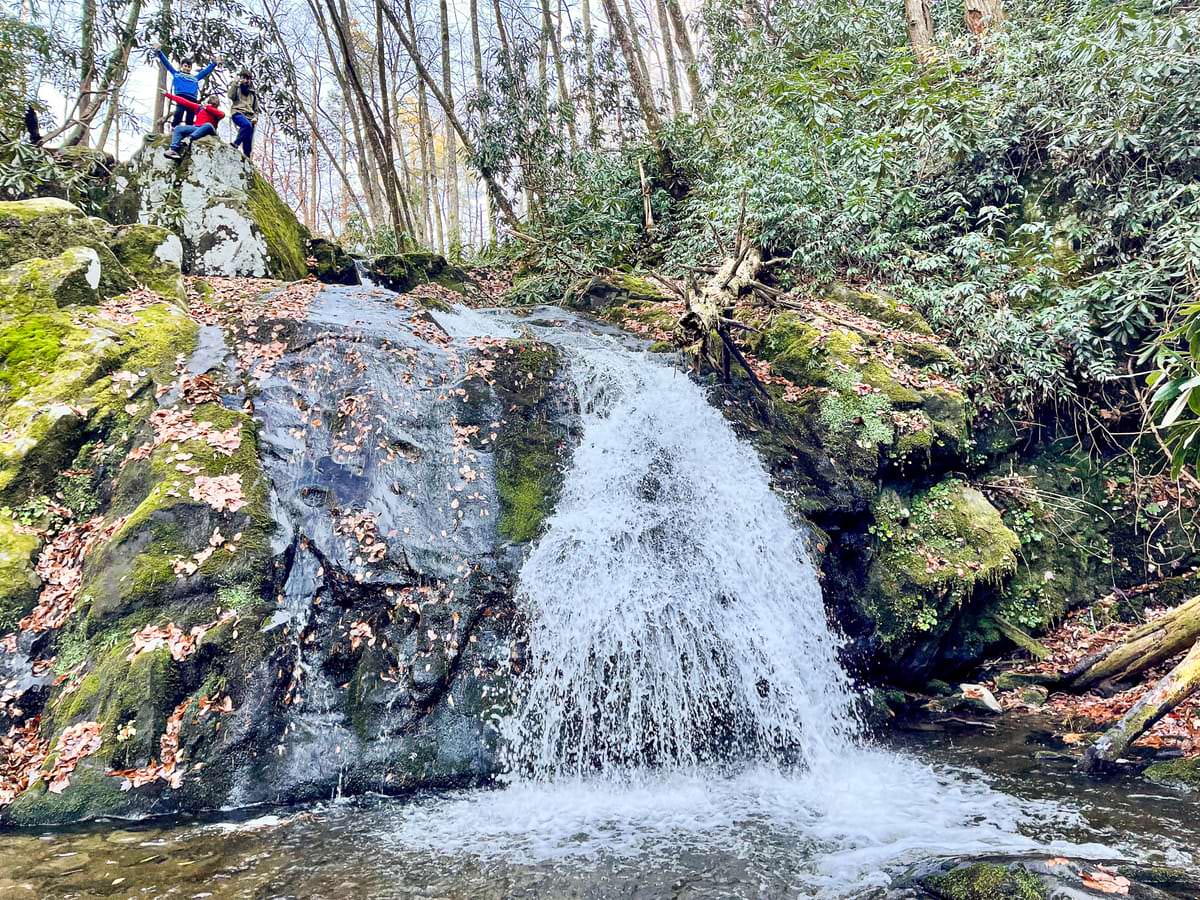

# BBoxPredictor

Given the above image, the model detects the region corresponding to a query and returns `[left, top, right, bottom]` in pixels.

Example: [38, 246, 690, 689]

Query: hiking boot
[163, 148, 182, 160]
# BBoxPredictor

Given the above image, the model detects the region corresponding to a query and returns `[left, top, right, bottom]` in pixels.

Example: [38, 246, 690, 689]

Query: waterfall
[502, 338, 860, 779]
[381, 309, 1102, 893]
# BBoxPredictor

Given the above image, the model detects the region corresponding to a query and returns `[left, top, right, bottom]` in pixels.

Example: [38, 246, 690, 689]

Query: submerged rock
[110, 137, 308, 280]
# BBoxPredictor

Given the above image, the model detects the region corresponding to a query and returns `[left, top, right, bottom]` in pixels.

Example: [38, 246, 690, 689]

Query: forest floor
[989, 596, 1200, 760]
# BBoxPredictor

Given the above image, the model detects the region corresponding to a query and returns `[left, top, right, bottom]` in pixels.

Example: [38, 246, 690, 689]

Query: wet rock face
[0, 279, 573, 825]
[227, 287, 566, 804]
[111, 138, 308, 280]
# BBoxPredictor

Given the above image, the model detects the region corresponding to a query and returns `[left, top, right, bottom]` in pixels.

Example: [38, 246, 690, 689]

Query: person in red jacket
[163, 93, 225, 160]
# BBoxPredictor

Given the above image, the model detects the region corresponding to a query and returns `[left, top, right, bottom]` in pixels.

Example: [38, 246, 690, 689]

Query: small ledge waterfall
[502, 333, 860, 779]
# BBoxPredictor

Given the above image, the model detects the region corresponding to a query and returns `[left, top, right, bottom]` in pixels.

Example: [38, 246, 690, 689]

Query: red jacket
[164, 93, 225, 128]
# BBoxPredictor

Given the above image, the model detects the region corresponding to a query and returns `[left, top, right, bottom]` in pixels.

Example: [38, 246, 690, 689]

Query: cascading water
[380, 310, 1110, 895]
[501, 335, 860, 778]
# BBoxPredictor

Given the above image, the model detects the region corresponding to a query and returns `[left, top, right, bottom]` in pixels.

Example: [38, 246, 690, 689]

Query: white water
[501, 336, 860, 776]
[386, 315, 1111, 894]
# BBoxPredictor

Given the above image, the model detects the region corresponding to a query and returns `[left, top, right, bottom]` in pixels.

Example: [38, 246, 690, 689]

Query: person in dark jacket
[227, 69, 260, 157]
[154, 46, 220, 127]
[163, 93, 225, 160]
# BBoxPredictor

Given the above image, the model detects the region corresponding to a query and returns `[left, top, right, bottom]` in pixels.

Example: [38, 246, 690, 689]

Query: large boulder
[111, 137, 308, 281]
[0, 198, 130, 298]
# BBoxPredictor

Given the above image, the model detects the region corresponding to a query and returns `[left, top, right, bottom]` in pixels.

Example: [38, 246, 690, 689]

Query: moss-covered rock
[308, 237, 358, 285]
[0, 198, 131, 298]
[108, 223, 186, 302]
[0, 280, 197, 504]
[110, 137, 308, 280]
[1142, 757, 1200, 791]
[490, 341, 567, 542]
[923, 862, 1048, 900]
[0, 511, 40, 630]
[85, 404, 273, 622]
[865, 480, 1020, 672]
[369, 250, 465, 294]
[0, 246, 103, 312]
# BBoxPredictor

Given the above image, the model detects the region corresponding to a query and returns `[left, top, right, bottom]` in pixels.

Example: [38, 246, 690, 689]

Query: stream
[4, 287, 1199, 897]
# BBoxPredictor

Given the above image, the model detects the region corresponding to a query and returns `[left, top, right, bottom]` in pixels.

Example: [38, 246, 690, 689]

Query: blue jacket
[156, 51, 215, 98]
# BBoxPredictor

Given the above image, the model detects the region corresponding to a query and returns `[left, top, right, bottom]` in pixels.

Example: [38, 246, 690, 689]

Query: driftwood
[676, 244, 766, 397]
[1060, 594, 1200, 692]
[1081, 638, 1200, 773]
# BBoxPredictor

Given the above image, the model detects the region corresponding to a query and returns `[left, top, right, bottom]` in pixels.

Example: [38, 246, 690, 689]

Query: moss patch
[491, 341, 565, 543]
[923, 862, 1048, 900]
[0, 511, 40, 630]
[247, 170, 309, 281]
[1142, 757, 1200, 791]
[109, 223, 186, 302]
[0, 198, 130, 297]
[867, 479, 1020, 654]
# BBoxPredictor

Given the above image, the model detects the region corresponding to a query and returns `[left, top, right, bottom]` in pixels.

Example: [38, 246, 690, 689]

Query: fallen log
[1060, 594, 1200, 692]
[675, 244, 767, 398]
[1080, 637, 1200, 774]
[677, 245, 764, 348]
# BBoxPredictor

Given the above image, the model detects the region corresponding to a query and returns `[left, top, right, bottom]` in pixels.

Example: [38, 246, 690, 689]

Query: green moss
[108, 223, 185, 302]
[79, 402, 271, 622]
[371, 251, 463, 295]
[867, 479, 1020, 652]
[819, 370, 895, 449]
[1142, 757, 1200, 791]
[4, 765, 129, 826]
[0, 511, 40, 630]
[755, 314, 862, 386]
[247, 170, 309, 281]
[823, 283, 933, 335]
[606, 271, 668, 300]
[492, 342, 563, 543]
[0, 198, 131, 297]
[924, 862, 1047, 900]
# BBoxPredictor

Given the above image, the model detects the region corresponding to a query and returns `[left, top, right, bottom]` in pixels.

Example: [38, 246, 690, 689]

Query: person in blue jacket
[153, 44, 222, 128]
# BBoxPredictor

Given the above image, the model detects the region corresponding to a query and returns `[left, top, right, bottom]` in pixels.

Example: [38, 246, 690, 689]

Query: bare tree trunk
[66, 0, 98, 146]
[469, 0, 494, 242]
[600, 0, 662, 138]
[905, 0, 936, 63]
[621, 0, 654, 93]
[1082, 638, 1200, 774]
[63, 0, 144, 147]
[307, 0, 383, 226]
[654, 0, 682, 116]
[490, 0, 513, 71]
[541, 0, 575, 148]
[964, 0, 1005, 37]
[582, 0, 599, 144]
[663, 0, 703, 112]
[419, 84, 445, 254]
[309, 65, 320, 231]
[380, 0, 521, 228]
[152, 0, 172, 131]
[318, 0, 405, 232]
[439, 0, 460, 252]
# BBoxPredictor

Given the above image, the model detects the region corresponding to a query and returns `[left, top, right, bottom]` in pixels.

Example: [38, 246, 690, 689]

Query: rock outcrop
[0, 207, 572, 822]
[111, 138, 308, 281]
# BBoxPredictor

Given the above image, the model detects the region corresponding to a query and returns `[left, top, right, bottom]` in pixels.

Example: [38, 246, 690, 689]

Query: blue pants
[170, 94, 197, 127]
[232, 113, 254, 156]
[170, 122, 215, 151]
